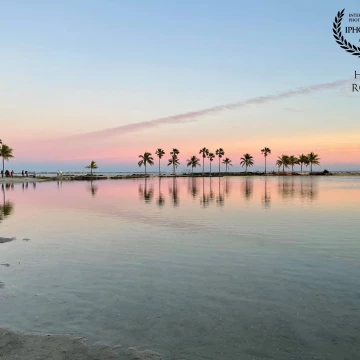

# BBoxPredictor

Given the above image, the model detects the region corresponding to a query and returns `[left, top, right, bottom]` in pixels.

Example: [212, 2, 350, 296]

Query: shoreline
[0, 172, 360, 184]
[0, 327, 163, 360]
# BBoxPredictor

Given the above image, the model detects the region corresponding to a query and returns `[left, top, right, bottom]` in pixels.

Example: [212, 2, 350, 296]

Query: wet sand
[0, 178, 48, 184]
[0, 327, 165, 360]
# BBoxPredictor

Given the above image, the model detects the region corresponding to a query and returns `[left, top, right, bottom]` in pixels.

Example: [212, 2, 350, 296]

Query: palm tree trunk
[91, 167, 93, 176]
[202, 157, 204, 176]
[246, 165, 248, 173]
[192, 167, 194, 176]
[145, 163, 147, 175]
[159, 158, 160, 176]
[219, 158, 220, 174]
[210, 162, 212, 177]
[265, 156, 267, 175]
[301, 163, 303, 172]
[311, 163, 312, 173]
[292, 165, 294, 173]
[283, 164, 284, 172]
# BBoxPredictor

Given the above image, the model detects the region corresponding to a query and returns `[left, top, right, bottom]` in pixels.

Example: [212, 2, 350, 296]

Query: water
[0, 176, 359, 359]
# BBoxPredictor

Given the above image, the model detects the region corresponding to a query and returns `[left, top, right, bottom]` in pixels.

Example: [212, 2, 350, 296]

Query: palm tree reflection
[216, 178, 224, 207]
[87, 180, 98, 197]
[138, 178, 154, 203]
[261, 178, 271, 209]
[188, 177, 199, 199]
[156, 178, 165, 207]
[0, 184, 14, 222]
[168, 178, 179, 207]
[209, 178, 215, 202]
[299, 177, 318, 201]
[278, 178, 295, 199]
[225, 177, 231, 197]
[200, 178, 210, 208]
[242, 177, 253, 201]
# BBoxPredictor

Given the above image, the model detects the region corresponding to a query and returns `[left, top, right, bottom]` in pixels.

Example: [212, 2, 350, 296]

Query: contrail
[70, 79, 348, 140]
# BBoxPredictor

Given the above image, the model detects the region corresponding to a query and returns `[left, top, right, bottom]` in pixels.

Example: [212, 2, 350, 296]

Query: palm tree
[307, 152, 320, 173]
[155, 148, 165, 176]
[208, 152, 215, 176]
[169, 148, 180, 175]
[0, 144, 14, 178]
[138, 152, 154, 175]
[261, 147, 271, 174]
[199, 147, 209, 176]
[240, 153, 254, 173]
[298, 154, 309, 173]
[276, 155, 290, 173]
[222, 158, 233, 173]
[288, 155, 299, 173]
[168, 155, 180, 175]
[85, 160, 98, 176]
[215, 148, 225, 174]
[187, 155, 201, 175]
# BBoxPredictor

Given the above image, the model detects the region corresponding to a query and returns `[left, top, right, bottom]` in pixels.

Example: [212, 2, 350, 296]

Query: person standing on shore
[22, 170, 24, 177]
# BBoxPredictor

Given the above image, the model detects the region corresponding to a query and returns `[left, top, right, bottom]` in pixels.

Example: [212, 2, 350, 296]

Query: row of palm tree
[276, 153, 320, 173]
[139, 147, 235, 175]
[0, 140, 15, 178]
[138, 147, 320, 175]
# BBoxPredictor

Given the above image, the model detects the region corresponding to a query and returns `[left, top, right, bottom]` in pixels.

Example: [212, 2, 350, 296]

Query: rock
[0, 237, 16, 244]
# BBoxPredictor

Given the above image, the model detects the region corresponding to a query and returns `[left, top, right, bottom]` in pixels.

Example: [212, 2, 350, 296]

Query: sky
[1, 0, 359, 172]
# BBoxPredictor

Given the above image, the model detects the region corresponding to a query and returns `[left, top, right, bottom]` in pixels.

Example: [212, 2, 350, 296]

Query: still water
[0, 176, 359, 359]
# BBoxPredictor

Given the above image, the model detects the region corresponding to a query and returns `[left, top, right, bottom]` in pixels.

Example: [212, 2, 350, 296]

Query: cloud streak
[69, 79, 348, 140]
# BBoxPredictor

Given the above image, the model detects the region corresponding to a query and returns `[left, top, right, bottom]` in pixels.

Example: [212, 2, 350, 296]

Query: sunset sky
[1, 0, 359, 172]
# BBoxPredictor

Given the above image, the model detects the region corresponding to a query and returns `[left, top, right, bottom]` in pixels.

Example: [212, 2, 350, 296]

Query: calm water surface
[0, 176, 359, 359]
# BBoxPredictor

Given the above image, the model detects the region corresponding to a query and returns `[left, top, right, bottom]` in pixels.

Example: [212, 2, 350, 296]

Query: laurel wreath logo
[333, 9, 360, 58]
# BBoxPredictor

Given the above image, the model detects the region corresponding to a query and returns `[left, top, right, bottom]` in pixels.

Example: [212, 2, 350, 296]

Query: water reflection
[278, 177, 296, 199]
[200, 178, 210, 208]
[87, 181, 98, 197]
[138, 179, 154, 203]
[299, 177, 318, 201]
[188, 178, 199, 199]
[277, 177, 318, 202]
[156, 178, 165, 207]
[168, 178, 179, 207]
[225, 177, 231, 197]
[261, 178, 271, 209]
[209, 178, 215, 202]
[0, 184, 14, 222]
[216, 178, 224, 207]
[242, 177, 253, 201]
[134, 177, 318, 209]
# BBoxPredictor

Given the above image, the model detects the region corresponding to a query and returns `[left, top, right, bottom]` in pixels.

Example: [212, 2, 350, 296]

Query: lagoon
[0, 176, 359, 359]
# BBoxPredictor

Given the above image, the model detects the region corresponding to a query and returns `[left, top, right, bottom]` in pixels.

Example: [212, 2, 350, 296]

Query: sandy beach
[0, 327, 164, 360]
